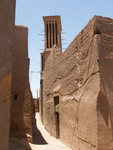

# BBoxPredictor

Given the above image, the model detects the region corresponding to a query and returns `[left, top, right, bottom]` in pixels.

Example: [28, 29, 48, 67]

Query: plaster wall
[10, 26, 33, 142]
[0, 0, 15, 150]
[42, 16, 113, 150]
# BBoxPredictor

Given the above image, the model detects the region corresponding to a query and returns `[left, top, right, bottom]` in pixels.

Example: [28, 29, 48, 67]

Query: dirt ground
[30, 112, 72, 150]
[9, 113, 71, 150]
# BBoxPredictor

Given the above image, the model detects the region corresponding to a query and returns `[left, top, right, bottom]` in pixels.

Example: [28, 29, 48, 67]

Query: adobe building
[39, 16, 62, 122]
[40, 15, 113, 150]
[33, 98, 39, 113]
[0, 0, 16, 150]
[0, 1, 33, 150]
[10, 25, 33, 143]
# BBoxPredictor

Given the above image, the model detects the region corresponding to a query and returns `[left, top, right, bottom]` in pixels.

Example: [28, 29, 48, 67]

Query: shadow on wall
[32, 114, 48, 145]
[9, 137, 32, 150]
[97, 91, 109, 126]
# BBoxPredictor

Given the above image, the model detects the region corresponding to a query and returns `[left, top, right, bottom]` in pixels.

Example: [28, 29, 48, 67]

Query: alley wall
[42, 16, 113, 150]
[0, 0, 15, 150]
[10, 25, 33, 142]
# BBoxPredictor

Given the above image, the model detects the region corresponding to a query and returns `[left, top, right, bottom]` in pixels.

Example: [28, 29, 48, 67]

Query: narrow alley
[30, 113, 72, 150]
[1, 1, 113, 150]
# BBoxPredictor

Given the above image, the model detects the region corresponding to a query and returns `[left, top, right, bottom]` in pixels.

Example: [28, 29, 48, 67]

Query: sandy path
[29, 113, 72, 150]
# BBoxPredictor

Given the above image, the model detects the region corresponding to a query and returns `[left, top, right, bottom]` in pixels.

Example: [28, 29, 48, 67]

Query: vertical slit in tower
[50, 23, 51, 48]
[46, 23, 48, 48]
[54, 21, 56, 46]
[52, 23, 54, 46]
[51, 22, 53, 48]
[48, 22, 50, 48]
[55, 22, 58, 46]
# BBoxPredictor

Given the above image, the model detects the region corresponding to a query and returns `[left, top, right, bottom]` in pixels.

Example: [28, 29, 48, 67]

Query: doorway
[55, 112, 60, 138]
[54, 96, 60, 139]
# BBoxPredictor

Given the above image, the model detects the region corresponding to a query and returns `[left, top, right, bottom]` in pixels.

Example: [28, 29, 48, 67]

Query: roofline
[43, 15, 62, 31]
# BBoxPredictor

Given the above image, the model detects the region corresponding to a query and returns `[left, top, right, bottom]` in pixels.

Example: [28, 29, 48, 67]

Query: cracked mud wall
[96, 16, 113, 150]
[10, 26, 33, 143]
[42, 16, 113, 150]
[0, 0, 15, 150]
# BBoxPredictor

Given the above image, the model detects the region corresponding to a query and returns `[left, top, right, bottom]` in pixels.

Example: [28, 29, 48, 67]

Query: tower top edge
[43, 15, 62, 31]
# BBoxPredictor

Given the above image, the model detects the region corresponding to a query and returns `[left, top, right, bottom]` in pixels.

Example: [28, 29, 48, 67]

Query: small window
[14, 94, 18, 100]
[54, 96, 59, 106]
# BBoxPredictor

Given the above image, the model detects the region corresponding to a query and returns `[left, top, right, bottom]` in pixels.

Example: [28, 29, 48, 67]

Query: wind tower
[40, 16, 62, 122]
[43, 16, 62, 53]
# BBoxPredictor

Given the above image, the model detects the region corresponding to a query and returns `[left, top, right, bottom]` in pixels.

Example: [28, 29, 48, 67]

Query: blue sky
[16, 0, 113, 98]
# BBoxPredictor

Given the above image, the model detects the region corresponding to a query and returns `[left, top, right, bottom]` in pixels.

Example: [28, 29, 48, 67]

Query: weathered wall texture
[42, 16, 113, 150]
[0, 0, 15, 150]
[10, 26, 33, 142]
[33, 98, 39, 113]
[0, 1, 33, 150]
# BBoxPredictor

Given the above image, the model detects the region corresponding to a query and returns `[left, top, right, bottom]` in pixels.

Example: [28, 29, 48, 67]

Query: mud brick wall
[10, 26, 33, 142]
[0, 0, 15, 150]
[42, 16, 113, 150]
